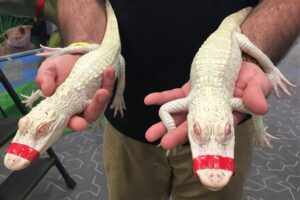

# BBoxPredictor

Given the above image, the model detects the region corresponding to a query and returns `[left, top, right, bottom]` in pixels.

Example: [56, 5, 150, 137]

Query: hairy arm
[57, 0, 107, 45]
[145, 0, 300, 148]
[241, 0, 300, 63]
[36, 0, 114, 131]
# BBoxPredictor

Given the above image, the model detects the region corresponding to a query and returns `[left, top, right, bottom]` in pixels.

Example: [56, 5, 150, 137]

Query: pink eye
[225, 123, 231, 139]
[193, 123, 201, 137]
[36, 123, 48, 137]
[192, 122, 203, 144]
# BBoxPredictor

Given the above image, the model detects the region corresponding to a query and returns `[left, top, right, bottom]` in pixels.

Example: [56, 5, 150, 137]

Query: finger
[233, 80, 246, 98]
[83, 67, 115, 122]
[68, 115, 88, 131]
[36, 54, 81, 96]
[83, 89, 111, 122]
[102, 67, 116, 93]
[35, 65, 57, 96]
[243, 85, 269, 115]
[145, 113, 186, 142]
[246, 71, 273, 97]
[144, 88, 186, 105]
[160, 121, 188, 149]
[145, 122, 167, 142]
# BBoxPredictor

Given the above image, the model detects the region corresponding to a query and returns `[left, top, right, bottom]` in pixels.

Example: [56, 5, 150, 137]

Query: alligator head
[188, 100, 235, 191]
[4, 105, 68, 171]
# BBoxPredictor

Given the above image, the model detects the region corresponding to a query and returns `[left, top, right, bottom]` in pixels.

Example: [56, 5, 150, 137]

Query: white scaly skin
[4, 1, 126, 171]
[159, 7, 295, 191]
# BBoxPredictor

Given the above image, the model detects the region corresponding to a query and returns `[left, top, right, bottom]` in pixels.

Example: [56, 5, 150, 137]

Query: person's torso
[105, 0, 259, 144]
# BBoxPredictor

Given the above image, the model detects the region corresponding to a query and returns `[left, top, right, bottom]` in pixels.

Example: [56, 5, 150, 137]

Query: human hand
[36, 54, 116, 131]
[144, 62, 273, 149]
[36, 54, 81, 96]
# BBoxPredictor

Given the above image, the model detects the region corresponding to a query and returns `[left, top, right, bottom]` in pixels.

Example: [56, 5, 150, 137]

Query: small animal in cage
[0, 25, 36, 56]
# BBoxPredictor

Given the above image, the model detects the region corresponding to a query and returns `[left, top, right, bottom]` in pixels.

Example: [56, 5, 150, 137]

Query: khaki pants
[103, 120, 254, 200]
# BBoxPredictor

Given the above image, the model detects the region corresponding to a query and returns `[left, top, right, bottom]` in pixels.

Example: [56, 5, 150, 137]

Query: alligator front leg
[159, 97, 190, 155]
[20, 89, 45, 108]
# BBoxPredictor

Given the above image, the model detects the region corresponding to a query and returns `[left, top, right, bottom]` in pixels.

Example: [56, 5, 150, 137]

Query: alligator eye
[36, 123, 49, 137]
[224, 123, 232, 140]
[193, 122, 205, 144]
[193, 123, 201, 137]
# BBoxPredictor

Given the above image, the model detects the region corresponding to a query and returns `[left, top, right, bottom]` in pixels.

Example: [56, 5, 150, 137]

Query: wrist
[57, 0, 107, 45]
[68, 42, 90, 47]
[242, 52, 260, 67]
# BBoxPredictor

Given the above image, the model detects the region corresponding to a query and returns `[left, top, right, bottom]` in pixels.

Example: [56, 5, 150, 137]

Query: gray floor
[1, 39, 300, 199]
[0, 128, 108, 200]
[242, 37, 300, 200]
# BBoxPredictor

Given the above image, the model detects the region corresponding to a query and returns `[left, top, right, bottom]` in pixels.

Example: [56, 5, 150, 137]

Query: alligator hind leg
[231, 98, 279, 148]
[110, 53, 126, 117]
[37, 44, 101, 59]
[235, 32, 295, 98]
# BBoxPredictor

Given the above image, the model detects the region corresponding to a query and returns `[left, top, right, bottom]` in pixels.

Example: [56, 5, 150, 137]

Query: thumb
[243, 85, 269, 115]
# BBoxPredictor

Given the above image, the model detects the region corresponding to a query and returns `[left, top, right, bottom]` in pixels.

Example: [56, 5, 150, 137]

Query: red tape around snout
[193, 155, 236, 175]
[6, 143, 40, 162]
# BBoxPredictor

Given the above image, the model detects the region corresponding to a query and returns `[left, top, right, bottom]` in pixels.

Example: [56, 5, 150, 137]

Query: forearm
[241, 0, 300, 63]
[57, 0, 106, 45]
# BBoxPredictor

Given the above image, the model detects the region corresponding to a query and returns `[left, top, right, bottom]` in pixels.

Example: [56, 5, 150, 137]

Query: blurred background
[0, 1, 299, 200]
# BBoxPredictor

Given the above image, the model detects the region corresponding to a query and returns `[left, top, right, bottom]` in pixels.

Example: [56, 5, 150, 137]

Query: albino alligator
[4, 1, 126, 171]
[159, 7, 294, 191]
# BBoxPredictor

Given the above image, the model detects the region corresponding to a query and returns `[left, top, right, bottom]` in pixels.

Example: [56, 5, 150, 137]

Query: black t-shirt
[105, 0, 259, 144]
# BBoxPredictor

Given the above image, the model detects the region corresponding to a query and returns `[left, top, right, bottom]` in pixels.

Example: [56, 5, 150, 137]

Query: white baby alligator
[159, 7, 295, 191]
[4, 1, 126, 171]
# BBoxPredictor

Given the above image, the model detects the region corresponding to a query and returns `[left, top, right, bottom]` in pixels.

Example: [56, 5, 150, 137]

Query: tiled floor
[0, 40, 299, 200]
[242, 37, 300, 200]
[0, 128, 108, 200]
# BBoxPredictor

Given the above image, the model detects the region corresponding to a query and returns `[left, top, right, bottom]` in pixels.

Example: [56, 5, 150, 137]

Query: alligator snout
[4, 142, 40, 170]
[193, 155, 235, 191]
[196, 169, 233, 191]
[4, 153, 30, 171]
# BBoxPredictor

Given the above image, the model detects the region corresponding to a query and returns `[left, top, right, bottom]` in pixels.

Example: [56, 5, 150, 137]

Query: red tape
[36, 0, 46, 20]
[6, 143, 40, 162]
[193, 155, 236, 174]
